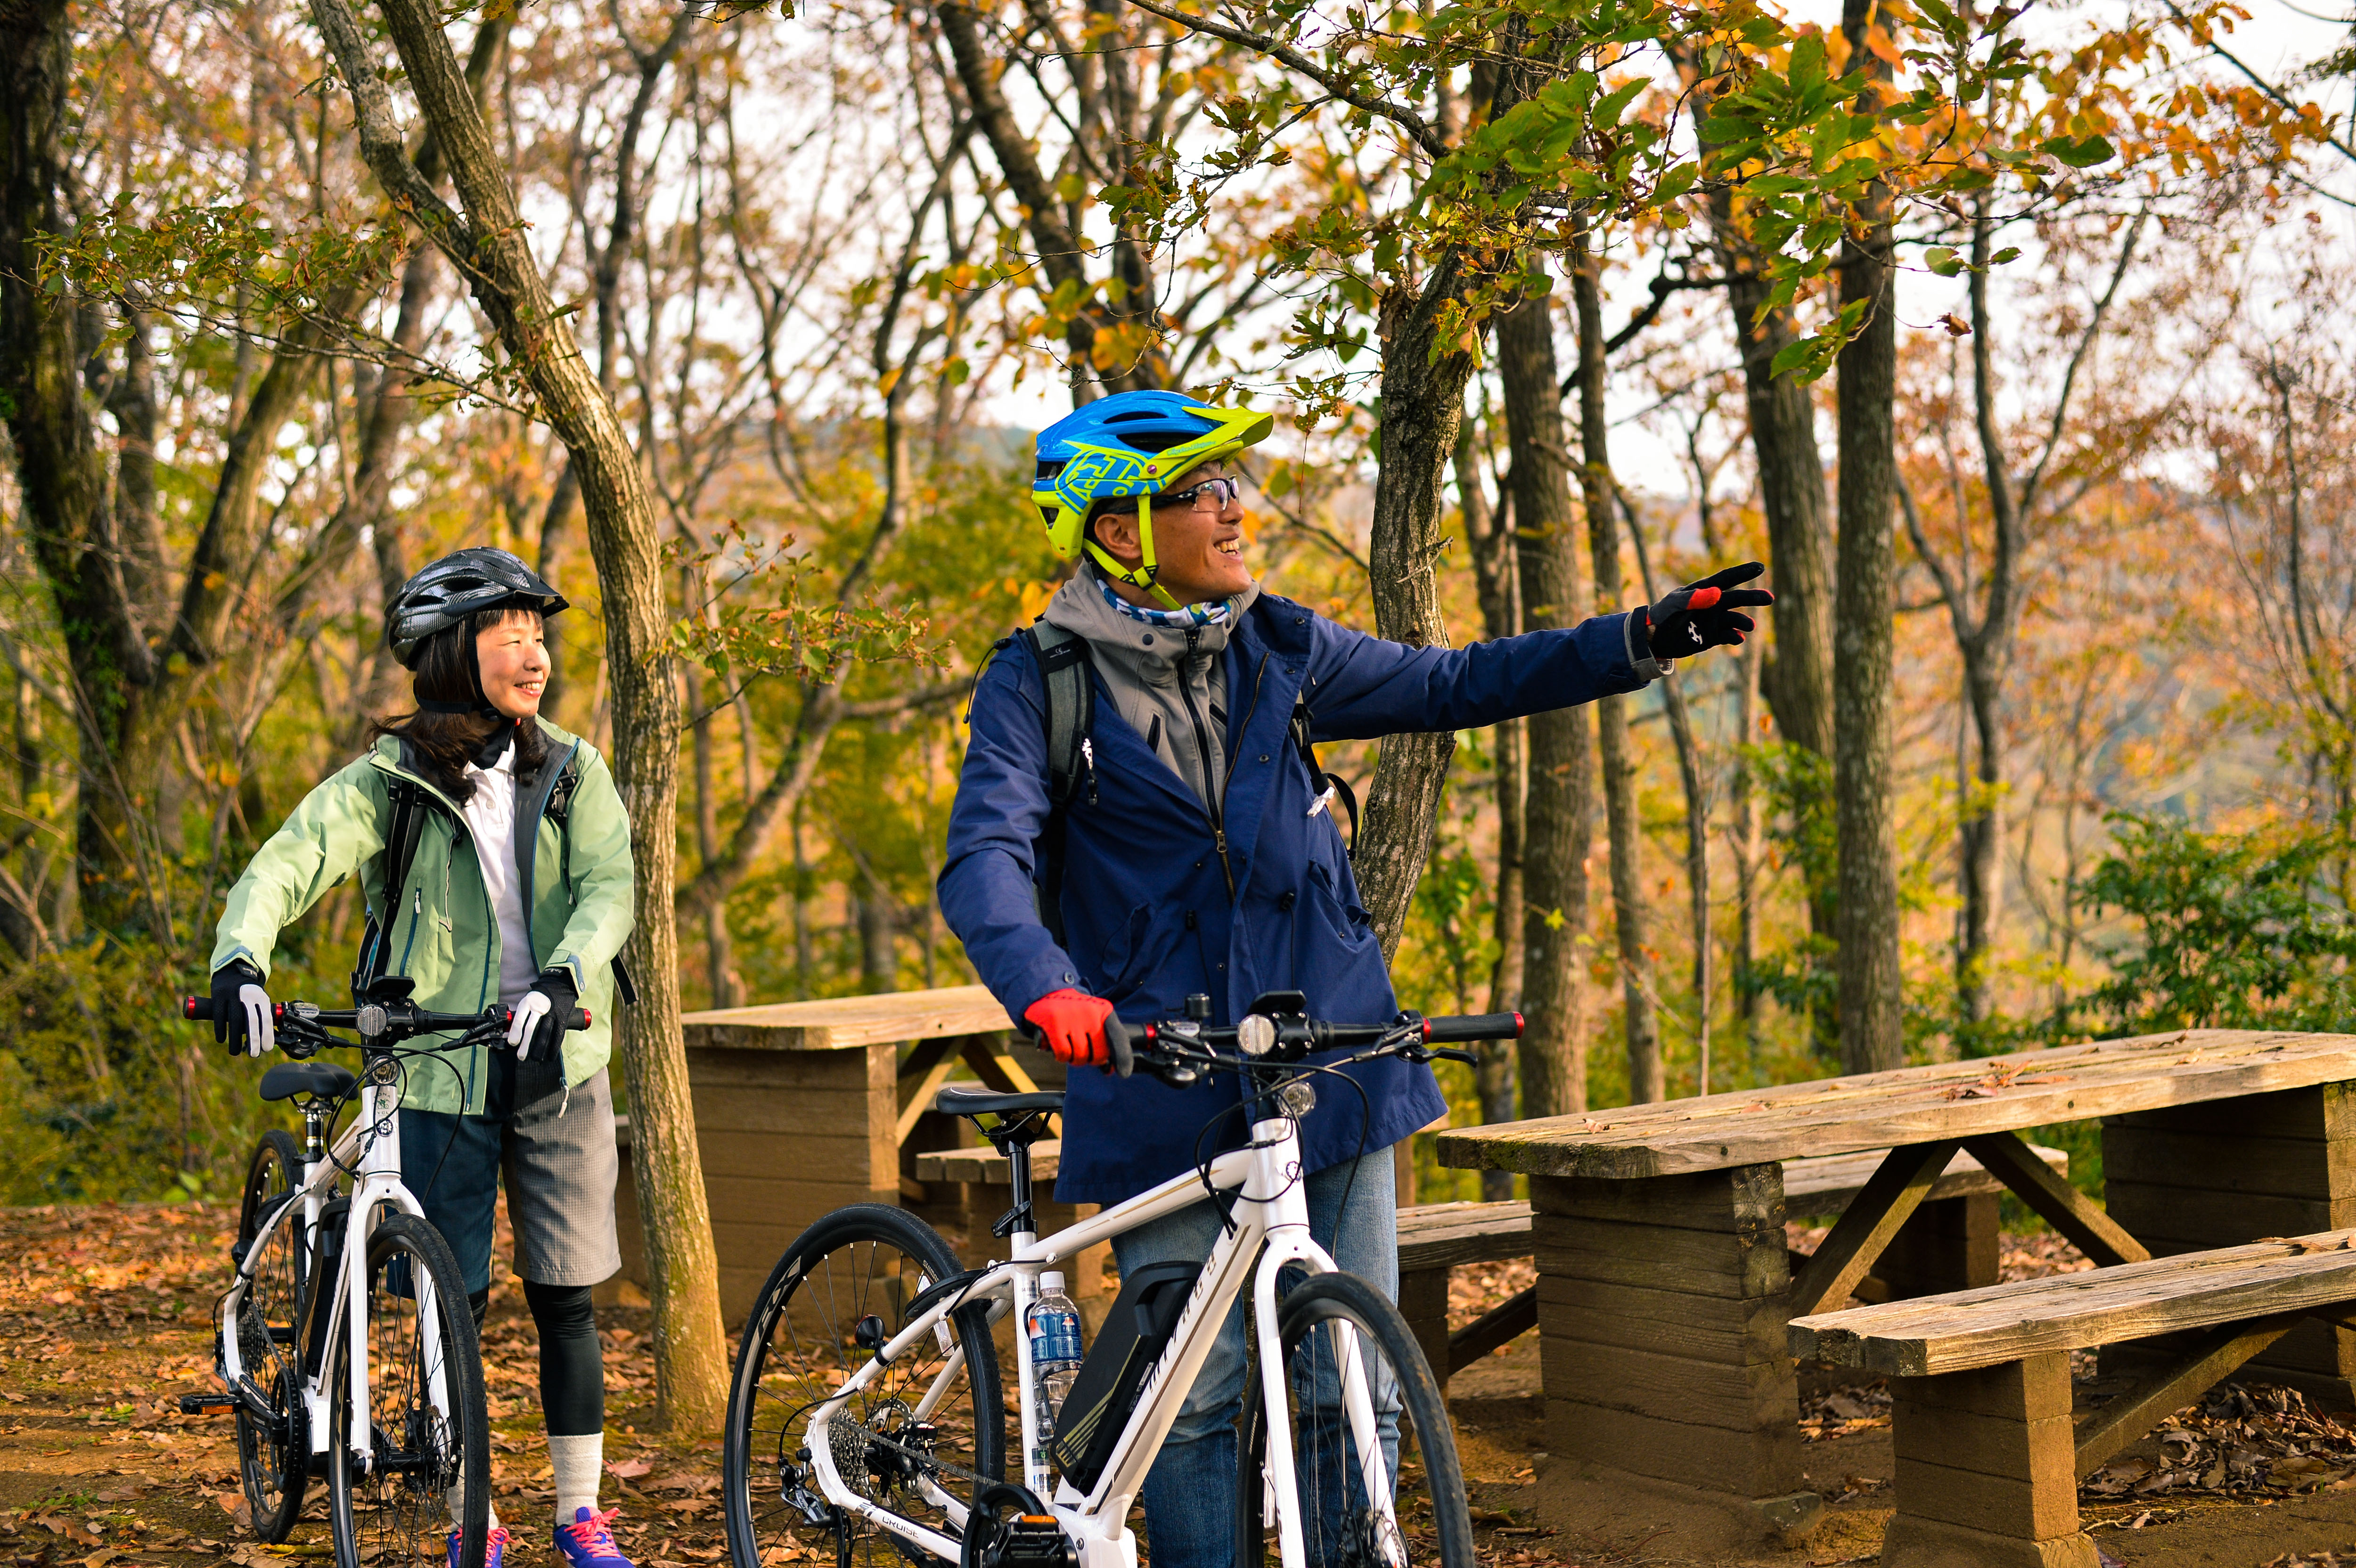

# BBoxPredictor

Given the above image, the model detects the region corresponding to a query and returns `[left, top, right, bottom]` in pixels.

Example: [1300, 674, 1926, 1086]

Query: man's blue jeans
[1108, 1145, 1399, 1568]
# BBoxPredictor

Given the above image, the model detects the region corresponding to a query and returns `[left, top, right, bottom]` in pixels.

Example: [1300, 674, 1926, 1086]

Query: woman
[209, 548, 638, 1568]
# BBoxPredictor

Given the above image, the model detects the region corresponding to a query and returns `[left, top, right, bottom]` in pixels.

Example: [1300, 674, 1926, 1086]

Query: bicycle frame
[218, 1066, 455, 1480]
[805, 1112, 1398, 1568]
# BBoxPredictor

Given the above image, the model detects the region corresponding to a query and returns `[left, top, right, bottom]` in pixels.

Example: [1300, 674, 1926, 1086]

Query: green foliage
[0, 938, 320, 1205]
[1737, 741, 1836, 1044]
[2074, 813, 2356, 1035]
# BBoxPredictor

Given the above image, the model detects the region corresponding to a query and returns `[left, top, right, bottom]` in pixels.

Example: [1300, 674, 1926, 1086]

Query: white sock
[549, 1431, 603, 1527]
[446, 1487, 501, 1534]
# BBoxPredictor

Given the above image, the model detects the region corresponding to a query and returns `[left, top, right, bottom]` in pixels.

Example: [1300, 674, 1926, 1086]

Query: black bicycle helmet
[386, 548, 569, 670]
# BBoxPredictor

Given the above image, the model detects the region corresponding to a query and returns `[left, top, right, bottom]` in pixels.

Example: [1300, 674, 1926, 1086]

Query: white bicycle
[721, 990, 1521, 1568]
[177, 984, 588, 1568]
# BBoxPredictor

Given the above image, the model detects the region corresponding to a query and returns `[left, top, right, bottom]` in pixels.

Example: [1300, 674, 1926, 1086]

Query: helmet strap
[1082, 494, 1186, 611]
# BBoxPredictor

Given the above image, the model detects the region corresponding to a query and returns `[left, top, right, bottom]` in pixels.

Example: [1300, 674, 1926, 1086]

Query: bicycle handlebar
[1105, 1001, 1522, 1087]
[181, 995, 591, 1037]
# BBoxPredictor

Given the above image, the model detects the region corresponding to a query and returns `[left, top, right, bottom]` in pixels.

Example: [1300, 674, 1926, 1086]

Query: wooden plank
[1396, 1201, 1534, 1270]
[912, 1142, 1063, 1185]
[682, 985, 1016, 1052]
[1788, 1141, 1958, 1318]
[2105, 1084, 2356, 1142]
[1435, 1029, 2356, 1179]
[1530, 1167, 1783, 1233]
[1397, 1267, 1449, 1387]
[1542, 1398, 1803, 1497]
[2103, 1126, 2356, 1199]
[1892, 1405, 2073, 1482]
[1450, 1287, 1536, 1372]
[1533, 1221, 1787, 1301]
[961, 1036, 1041, 1095]
[1536, 1337, 1796, 1432]
[1896, 1348, 2074, 1421]
[1537, 1276, 1788, 1367]
[1891, 1454, 2079, 1540]
[1964, 1131, 2148, 1267]
[1874, 1194, 2001, 1298]
[2071, 1313, 2302, 1476]
[1791, 1229, 2356, 1376]
[1880, 1516, 2102, 1568]
[2113, 1188, 2337, 1245]
[894, 1037, 965, 1144]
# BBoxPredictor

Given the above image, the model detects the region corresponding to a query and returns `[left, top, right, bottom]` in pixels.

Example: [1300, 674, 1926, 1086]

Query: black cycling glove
[212, 959, 276, 1057]
[1641, 561, 1774, 659]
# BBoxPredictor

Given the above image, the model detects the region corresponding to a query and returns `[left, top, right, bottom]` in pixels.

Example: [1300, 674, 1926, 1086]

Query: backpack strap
[1018, 621, 1096, 947]
[1290, 696, 1358, 857]
[355, 739, 442, 994]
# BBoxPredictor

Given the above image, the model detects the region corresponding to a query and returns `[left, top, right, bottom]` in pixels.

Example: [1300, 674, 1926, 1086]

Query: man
[938, 390, 1767, 1568]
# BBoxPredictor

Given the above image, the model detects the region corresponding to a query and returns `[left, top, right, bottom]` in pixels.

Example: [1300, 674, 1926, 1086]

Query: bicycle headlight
[1237, 1014, 1276, 1056]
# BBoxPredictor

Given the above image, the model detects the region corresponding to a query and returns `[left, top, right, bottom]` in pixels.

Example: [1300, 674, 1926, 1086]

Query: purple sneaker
[556, 1506, 635, 1568]
[447, 1524, 509, 1568]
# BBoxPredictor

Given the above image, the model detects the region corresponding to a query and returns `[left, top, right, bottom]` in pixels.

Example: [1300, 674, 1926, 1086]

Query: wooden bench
[1394, 1143, 2067, 1388]
[1791, 1228, 2356, 1568]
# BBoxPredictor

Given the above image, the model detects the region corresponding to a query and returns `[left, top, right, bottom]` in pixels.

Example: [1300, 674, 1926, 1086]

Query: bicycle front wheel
[723, 1203, 1005, 1568]
[1238, 1271, 1475, 1568]
[329, 1213, 490, 1568]
[235, 1130, 311, 1543]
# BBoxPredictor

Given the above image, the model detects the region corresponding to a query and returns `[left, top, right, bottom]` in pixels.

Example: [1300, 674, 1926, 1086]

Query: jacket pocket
[1090, 901, 1158, 1001]
[1303, 861, 1375, 951]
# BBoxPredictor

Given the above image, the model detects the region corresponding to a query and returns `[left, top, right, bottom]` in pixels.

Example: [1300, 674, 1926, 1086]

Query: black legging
[467, 1281, 605, 1437]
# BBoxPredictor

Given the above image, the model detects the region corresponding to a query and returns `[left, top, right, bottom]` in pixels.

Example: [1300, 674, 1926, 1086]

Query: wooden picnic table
[1435, 1028, 2356, 1537]
[677, 985, 1029, 1317]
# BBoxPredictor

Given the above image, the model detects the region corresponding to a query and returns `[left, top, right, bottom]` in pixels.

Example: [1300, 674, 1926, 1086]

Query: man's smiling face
[1089, 460, 1252, 605]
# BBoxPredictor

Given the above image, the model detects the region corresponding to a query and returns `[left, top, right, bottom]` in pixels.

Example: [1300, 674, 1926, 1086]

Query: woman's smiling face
[1089, 460, 1252, 604]
[475, 611, 548, 719]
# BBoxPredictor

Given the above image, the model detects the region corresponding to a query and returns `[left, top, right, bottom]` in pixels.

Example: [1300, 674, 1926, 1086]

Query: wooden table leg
[1881, 1353, 2098, 1568]
[1875, 1193, 2001, 1298]
[1530, 1167, 1818, 1536]
[2102, 1084, 2356, 1402]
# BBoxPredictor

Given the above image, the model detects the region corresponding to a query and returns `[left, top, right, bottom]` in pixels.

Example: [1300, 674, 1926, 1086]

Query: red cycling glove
[1024, 988, 1115, 1066]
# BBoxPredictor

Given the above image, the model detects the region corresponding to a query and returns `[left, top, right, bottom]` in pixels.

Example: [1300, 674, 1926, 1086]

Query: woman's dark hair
[368, 607, 548, 803]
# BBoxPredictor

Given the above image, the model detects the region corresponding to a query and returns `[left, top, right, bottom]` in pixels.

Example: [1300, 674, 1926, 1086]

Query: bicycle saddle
[260, 1061, 359, 1103]
[935, 1086, 1064, 1119]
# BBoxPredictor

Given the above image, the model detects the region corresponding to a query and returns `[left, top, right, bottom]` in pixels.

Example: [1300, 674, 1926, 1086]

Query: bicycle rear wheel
[235, 1129, 310, 1543]
[723, 1204, 1004, 1568]
[1237, 1271, 1474, 1568]
[329, 1213, 490, 1568]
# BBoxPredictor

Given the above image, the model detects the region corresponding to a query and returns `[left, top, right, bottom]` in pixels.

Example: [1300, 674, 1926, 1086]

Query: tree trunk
[1833, 0, 1904, 1075]
[1572, 240, 1661, 1103]
[1457, 412, 1521, 1192]
[1497, 287, 1594, 1119]
[1699, 161, 1838, 1043]
[1, 0, 115, 937]
[1624, 491, 1712, 1096]
[1734, 630, 1764, 1082]
[320, 0, 728, 1426]
[1351, 258, 1479, 959]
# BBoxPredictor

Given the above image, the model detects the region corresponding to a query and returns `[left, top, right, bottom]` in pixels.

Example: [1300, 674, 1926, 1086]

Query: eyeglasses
[1156, 476, 1243, 512]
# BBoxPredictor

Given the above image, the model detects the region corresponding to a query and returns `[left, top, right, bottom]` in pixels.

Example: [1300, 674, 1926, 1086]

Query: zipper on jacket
[396, 889, 424, 976]
[1226, 651, 1272, 791]
[1180, 630, 1235, 898]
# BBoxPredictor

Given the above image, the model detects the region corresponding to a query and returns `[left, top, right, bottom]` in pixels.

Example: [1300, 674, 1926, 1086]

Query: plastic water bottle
[1027, 1272, 1084, 1471]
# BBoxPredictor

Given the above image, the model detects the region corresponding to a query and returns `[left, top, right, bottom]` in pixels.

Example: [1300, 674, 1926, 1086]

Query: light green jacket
[210, 718, 636, 1113]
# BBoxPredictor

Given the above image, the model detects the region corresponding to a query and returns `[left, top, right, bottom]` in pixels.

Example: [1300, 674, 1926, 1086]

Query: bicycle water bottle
[1027, 1272, 1084, 1472]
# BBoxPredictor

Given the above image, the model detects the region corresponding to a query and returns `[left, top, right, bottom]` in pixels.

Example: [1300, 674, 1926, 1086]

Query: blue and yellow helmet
[1034, 391, 1272, 607]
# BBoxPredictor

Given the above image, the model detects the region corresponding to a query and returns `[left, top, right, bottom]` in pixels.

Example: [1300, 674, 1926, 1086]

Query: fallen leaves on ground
[1448, 1258, 1535, 1333]
[2264, 1549, 2356, 1566]
[2080, 1381, 2356, 1503]
[1800, 1383, 1893, 1443]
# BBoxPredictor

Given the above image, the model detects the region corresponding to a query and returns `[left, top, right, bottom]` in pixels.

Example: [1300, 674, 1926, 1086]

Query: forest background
[5, 0, 2356, 1417]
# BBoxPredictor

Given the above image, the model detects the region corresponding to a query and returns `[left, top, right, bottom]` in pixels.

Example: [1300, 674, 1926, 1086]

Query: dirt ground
[7, 1204, 2356, 1568]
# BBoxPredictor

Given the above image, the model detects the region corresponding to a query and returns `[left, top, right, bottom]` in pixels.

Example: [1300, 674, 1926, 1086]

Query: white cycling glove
[507, 989, 555, 1059]
[239, 986, 275, 1057]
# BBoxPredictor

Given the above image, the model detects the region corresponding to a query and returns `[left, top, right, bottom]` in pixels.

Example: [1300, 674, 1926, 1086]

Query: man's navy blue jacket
[939, 592, 1651, 1207]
